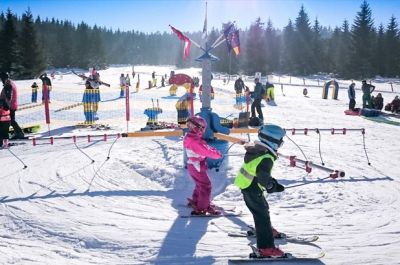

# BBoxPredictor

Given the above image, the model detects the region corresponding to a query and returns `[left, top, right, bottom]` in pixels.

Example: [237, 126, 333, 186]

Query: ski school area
[1, 65, 400, 264]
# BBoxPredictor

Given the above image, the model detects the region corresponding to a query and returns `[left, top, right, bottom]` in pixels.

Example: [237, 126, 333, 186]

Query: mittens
[266, 178, 285, 193]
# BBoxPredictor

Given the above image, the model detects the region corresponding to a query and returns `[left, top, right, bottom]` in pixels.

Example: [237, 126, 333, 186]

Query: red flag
[170, 25, 192, 60]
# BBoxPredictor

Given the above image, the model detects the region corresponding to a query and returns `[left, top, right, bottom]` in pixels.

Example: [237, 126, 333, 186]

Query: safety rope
[316, 129, 325, 166]
[285, 134, 308, 161]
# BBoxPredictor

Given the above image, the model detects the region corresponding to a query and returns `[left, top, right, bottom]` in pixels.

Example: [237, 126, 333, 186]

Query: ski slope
[1, 66, 399, 265]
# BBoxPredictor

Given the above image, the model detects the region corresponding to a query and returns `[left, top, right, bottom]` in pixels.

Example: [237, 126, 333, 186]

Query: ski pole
[6, 146, 28, 169]
[73, 136, 95, 163]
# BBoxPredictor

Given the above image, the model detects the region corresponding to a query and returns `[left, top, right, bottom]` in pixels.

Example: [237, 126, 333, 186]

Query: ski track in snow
[1, 66, 400, 264]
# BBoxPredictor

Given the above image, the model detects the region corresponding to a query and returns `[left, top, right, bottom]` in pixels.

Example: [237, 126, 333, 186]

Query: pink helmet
[187, 115, 207, 135]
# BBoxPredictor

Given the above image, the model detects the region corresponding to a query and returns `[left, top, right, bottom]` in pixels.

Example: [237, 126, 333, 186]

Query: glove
[266, 178, 285, 194]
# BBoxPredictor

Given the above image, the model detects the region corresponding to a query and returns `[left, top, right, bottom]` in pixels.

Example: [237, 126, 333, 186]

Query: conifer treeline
[0, 1, 399, 79]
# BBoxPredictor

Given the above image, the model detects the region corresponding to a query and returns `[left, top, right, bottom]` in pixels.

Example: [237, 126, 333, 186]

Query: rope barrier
[316, 129, 325, 166]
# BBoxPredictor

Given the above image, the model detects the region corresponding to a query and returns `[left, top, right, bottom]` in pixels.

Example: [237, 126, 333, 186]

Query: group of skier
[184, 114, 287, 258]
[348, 80, 400, 114]
[234, 76, 278, 126]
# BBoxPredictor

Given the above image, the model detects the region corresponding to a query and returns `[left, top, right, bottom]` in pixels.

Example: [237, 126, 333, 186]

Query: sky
[1, 0, 400, 33]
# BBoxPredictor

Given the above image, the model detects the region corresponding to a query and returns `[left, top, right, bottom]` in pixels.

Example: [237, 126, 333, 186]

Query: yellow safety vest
[234, 153, 275, 190]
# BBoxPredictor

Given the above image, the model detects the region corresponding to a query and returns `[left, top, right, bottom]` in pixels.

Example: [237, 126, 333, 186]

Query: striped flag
[170, 25, 192, 60]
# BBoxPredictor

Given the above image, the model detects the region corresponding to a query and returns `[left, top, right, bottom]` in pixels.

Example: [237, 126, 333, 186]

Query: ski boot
[206, 204, 221, 215]
[272, 227, 286, 239]
[190, 204, 221, 216]
[187, 198, 197, 209]
[246, 226, 286, 239]
[258, 247, 286, 258]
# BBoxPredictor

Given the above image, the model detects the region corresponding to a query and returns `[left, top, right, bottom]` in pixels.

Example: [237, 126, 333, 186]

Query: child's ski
[228, 230, 319, 243]
[228, 244, 325, 263]
[180, 210, 242, 218]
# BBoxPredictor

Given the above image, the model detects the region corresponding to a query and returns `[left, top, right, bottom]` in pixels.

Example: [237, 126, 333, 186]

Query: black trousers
[0, 121, 11, 144]
[349, 99, 356, 110]
[251, 98, 263, 120]
[10, 110, 24, 136]
[242, 180, 274, 248]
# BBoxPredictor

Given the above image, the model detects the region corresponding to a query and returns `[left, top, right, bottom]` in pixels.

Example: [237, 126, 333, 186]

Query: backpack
[249, 117, 261, 127]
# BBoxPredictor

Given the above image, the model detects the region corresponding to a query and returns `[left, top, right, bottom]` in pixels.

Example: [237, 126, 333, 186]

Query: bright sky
[1, 0, 399, 33]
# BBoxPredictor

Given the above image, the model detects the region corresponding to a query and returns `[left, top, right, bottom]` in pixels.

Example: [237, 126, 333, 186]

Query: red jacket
[9, 80, 18, 110]
[0, 88, 11, 122]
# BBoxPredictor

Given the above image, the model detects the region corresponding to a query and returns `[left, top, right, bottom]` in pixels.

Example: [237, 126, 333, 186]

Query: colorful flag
[170, 25, 192, 60]
[223, 23, 240, 56]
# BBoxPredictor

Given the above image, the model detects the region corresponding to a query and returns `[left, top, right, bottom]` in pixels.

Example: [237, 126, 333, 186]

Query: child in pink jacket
[183, 115, 222, 215]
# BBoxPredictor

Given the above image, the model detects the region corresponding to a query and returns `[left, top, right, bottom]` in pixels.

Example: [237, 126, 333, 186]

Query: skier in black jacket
[39, 73, 52, 103]
[235, 124, 286, 258]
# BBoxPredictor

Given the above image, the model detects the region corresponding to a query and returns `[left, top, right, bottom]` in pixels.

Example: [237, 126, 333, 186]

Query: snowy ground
[1, 66, 400, 265]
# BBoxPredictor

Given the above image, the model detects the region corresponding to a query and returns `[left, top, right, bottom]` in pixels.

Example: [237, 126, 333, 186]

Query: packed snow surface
[1, 65, 399, 265]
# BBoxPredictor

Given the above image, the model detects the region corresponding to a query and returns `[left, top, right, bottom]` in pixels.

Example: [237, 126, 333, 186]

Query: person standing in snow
[251, 78, 265, 123]
[183, 116, 222, 215]
[0, 74, 12, 147]
[348, 83, 356, 111]
[1, 72, 24, 139]
[235, 124, 286, 258]
[82, 73, 101, 123]
[119, 73, 126, 98]
[361, 80, 375, 109]
[31, 82, 39, 103]
[234, 76, 245, 107]
[152, 71, 157, 87]
[125, 73, 131, 86]
[39, 73, 52, 103]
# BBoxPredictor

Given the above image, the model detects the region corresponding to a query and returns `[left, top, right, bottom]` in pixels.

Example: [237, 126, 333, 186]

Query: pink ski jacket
[183, 132, 222, 172]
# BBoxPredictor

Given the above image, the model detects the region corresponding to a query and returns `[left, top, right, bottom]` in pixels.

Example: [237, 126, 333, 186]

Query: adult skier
[250, 78, 265, 124]
[183, 116, 222, 215]
[0, 74, 12, 147]
[120, 73, 126, 97]
[361, 80, 375, 108]
[31, 82, 39, 103]
[39, 73, 52, 103]
[235, 124, 286, 258]
[0, 72, 24, 139]
[234, 76, 245, 107]
[348, 83, 356, 111]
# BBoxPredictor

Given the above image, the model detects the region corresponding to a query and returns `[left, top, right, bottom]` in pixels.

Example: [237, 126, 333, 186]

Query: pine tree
[73, 22, 91, 69]
[384, 16, 400, 77]
[349, 0, 376, 78]
[375, 24, 385, 76]
[52, 21, 73, 68]
[264, 19, 280, 74]
[326, 27, 341, 74]
[281, 19, 296, 74]
[0, 9, 18, 74]
[293, 5, 313, 75]
[17, 8, 45, 78]
[338, 20, 352, 78]
[88, 25, 107, 69]
[244, 18, 266, 75]
[311, 18, 324, 72]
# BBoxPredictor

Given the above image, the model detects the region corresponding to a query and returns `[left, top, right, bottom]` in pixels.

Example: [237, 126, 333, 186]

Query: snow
[1, 65, 400, 265]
